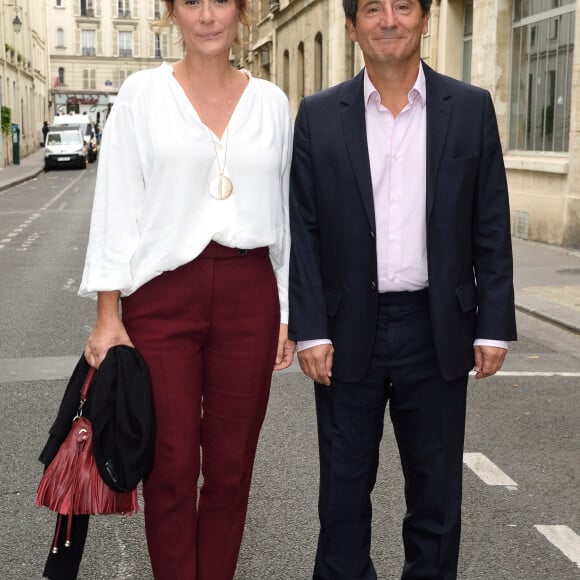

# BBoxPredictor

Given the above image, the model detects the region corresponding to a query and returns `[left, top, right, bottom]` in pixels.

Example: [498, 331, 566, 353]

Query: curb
[515, 303, 580, 336]
[0, 168, 44, 193]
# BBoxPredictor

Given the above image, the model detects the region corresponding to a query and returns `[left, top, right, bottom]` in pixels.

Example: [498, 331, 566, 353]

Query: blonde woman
[79, 1, 295, 578]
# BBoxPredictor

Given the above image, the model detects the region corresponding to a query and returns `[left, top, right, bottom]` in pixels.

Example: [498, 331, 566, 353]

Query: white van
[52, 114, 98, 162]
[44, 126, 88, 171]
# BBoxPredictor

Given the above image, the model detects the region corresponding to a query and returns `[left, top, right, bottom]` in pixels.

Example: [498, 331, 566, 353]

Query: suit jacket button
[370, 230, 375, 238]
[370, 281, 377, 291]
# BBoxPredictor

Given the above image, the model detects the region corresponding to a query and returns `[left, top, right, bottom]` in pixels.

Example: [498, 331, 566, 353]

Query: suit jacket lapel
[424, 63, 452, 224]
[339, 71, 376, 231]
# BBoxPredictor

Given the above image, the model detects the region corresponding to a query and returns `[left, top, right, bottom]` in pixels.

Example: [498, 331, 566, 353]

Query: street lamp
[3, 1, 22, 33]
[12, 14, 22, 33]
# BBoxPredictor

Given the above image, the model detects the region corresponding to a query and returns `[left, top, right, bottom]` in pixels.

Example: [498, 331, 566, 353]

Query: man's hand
[274, 323, 296, 371]
[473, 345, 507, 379]
[298, 344, 334, 386]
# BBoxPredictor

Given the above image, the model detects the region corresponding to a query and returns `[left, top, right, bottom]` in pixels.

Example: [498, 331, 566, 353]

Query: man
[288, 0, 517, 579]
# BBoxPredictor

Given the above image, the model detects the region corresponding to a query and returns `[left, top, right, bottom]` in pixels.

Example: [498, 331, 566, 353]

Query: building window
[314, 32, 323, 91]
[81, 30, 96, 56]
[154, 0, 161, 19]
[56, 28, 65, 48]
[462, 1, 473, 83]
[118, 0, 131, 18]
[510, 0, 575, 152]
[80, 0, 94, 17]
[119, 31, 133, 57]
[297, 42, 305, 99]
[118, 69, 132, 87]
[58, 67, 65, 85]
[56, 0, 63, 7]
[155, 33, 162, 58]
[83, 69, 96, 89]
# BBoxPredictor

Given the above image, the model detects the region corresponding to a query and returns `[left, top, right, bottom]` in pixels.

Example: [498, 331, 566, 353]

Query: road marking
[463, 453, 518, 487]
[0, 174, 84, 252]
[471, 371, 580, 377]
[535, 525, 580, 568]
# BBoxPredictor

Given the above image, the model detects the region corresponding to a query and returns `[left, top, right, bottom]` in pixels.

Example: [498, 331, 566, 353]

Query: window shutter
[133, 31, 138, 57]
[73, 0, 80, 17]
[113, 31, 118, 56]
[148, 0, 154, 20]
[148, 31, 154, 58]
[75, 30, 81, 55]
[97, 30, 103, 55]
[133, 0, 139, 18]
[163, 33, 169, 59]
[95, 0, 102, 17]
[112, 0, 117, 18]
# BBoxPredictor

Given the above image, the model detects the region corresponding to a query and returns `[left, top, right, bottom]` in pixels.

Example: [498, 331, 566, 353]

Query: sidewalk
[1, 149, 579, 334]
[0, 147, 45, 192]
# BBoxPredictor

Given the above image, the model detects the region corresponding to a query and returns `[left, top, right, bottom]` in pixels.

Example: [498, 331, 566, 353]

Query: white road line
[463, 453, 518, 487]
[535, 525, 580, 568]
[0, 173, 84, 253]
[469, 371, 580, 377]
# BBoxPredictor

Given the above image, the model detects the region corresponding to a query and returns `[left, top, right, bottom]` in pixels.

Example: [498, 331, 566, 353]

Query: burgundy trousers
[122, 242, 280, 580]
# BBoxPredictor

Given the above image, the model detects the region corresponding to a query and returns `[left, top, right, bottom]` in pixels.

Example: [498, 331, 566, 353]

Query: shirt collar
[364, 62, 426, 110]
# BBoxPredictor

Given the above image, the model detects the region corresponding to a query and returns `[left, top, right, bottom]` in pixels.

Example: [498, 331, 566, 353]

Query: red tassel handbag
[36, 366, 138, 553]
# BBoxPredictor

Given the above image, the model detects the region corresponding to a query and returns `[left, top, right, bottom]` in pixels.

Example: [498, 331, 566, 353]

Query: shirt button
[370, 281, 377, 291]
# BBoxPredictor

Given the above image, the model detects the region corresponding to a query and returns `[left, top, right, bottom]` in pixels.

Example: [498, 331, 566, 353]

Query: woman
[79, 1, 295, 578]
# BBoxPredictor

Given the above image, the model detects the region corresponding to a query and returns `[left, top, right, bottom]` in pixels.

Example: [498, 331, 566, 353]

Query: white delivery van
[44, 125, 88, 171]
[52, 114, 98, 162]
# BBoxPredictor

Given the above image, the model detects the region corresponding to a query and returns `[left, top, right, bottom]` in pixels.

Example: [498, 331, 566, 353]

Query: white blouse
[79, 62, 293, 323]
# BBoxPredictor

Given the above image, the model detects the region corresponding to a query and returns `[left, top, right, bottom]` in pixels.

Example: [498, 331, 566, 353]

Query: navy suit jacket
[289, 63, 517, 383]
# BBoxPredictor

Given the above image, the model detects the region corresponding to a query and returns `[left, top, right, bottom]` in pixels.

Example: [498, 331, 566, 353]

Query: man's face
[347, 0, 429, 68]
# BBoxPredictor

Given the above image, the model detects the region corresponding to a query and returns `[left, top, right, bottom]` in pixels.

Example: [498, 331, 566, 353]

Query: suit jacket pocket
[325, 288, 342, 317]
[456, 282, 477, 313]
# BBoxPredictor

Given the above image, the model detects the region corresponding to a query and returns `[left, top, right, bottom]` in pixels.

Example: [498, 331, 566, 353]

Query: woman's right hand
[84, 291, 134, 369]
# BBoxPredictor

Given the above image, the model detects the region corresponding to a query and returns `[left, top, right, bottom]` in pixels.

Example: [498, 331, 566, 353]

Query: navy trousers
[313, 289, 468, 580]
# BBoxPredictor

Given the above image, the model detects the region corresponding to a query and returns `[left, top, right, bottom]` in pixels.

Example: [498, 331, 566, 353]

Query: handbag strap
[74, 366, 97, 419]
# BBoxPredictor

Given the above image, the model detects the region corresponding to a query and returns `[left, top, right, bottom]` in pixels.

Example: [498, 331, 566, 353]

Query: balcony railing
[82, 47, 96, 56]
[118, 48, 133, 57]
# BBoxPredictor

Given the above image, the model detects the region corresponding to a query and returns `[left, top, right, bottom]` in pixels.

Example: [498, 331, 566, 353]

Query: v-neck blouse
[79, 62, 293, 323]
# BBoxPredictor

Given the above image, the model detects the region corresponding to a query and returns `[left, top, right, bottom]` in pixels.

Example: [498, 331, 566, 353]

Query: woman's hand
[274, 323, 296, 371]
[84, 291, 134, 369]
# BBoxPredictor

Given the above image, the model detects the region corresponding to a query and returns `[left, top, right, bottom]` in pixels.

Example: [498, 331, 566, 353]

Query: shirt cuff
[474, 338, 509, 350]
[297, 339, 332, 352]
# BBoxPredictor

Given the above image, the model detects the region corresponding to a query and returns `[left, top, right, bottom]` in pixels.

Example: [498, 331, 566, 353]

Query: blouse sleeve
[273, 101, 293, 324]
[78, 96, 145, 298]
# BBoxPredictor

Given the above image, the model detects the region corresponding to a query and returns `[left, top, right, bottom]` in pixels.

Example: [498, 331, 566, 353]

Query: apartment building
[0, 0, 50, 166]
[48, 0, 182, 127]
[244, 0, 579, 248]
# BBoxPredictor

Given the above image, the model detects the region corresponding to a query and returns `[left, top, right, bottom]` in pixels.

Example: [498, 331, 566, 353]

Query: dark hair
[343, 0, 432, 23]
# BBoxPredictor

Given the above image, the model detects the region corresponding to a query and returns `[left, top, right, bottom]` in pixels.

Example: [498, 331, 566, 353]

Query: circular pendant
[208, 174, 234, 200]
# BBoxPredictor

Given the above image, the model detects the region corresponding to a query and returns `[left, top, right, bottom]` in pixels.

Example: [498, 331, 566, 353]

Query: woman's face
[170, 0, 241, 60]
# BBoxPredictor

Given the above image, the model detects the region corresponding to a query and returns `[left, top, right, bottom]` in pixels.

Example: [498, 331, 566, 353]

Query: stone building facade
[0, 0, 50, 166]
[240, 0, 579, 247]
[48, 0, 182, 127]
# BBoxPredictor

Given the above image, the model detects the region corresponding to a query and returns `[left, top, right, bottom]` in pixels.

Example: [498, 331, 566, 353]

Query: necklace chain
[184, 61, 234, 200]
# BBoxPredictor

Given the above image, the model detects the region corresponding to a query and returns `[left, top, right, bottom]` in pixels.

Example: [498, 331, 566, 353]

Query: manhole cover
[557, 268, 580, 275]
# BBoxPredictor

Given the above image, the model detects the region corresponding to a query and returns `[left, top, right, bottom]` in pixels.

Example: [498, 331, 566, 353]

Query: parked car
[44, 126, 88, 171]
[52, 114, 98, 163]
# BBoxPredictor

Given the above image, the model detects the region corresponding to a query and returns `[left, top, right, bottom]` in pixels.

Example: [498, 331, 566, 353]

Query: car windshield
[47, 132, 82, 145]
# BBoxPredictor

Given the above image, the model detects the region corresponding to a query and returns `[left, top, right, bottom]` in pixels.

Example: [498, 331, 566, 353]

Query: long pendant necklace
[185, 62, 234, 201]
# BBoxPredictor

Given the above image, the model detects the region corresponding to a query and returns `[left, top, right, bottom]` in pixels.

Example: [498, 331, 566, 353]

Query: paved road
[0, 166, 578, 579]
